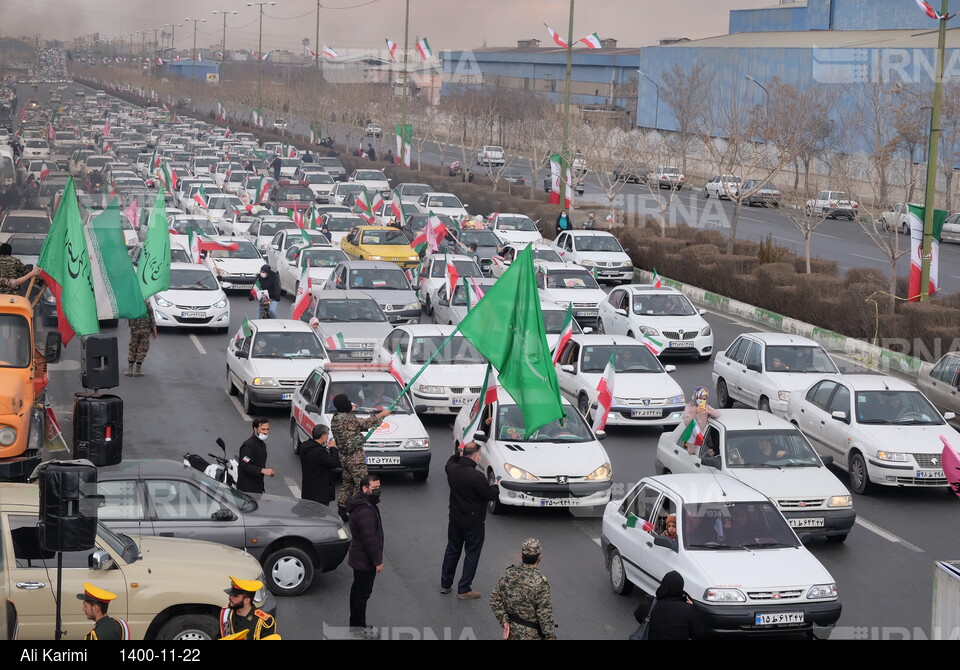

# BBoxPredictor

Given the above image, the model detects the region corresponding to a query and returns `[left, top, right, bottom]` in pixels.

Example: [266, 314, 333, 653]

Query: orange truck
[0, 294, 60, 481]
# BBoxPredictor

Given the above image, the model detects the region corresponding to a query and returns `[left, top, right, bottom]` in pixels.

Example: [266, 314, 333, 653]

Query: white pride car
[151, 262, 230, 332]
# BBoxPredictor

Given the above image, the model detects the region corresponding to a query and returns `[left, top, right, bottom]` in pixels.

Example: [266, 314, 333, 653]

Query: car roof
[649, 473, 767, 504]
[355, 225, 400, 232]
[568, 334, 648, 347]
[394, 324, 459, 337]
[708, 408, 797, 431]
[339, 260, 405, 270]
[624, 284, 682, 295]
[426, 253, 473, 263]
[833, 374, 919, 391]
[567, 230, 618, 237]
[536, 261, 587, 271]
[736, 332, 821, 346]
[315, 289, 382, 300]
[248, 318, 316, 334]
[324, 368, 397, 383]
[98, 459, 207, 479]
[170, 261, 214, 271]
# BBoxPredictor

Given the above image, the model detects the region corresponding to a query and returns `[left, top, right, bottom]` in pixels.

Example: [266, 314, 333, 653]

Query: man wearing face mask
[347, 475, 384, 639]
[252, 264, 282, 319]
[237, 418, 276, 494]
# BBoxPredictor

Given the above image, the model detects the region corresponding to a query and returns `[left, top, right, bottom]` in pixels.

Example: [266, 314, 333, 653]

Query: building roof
[463, 46, 643, 56]
[658, 28, 959, 50]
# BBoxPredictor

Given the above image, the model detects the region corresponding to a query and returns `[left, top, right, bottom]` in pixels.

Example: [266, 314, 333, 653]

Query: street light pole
[637, 69, 660, 129]
[315, 0, 321, 72]
[185, 18, 206, 80]
[400, 0, 410, 166]
[247, 2, 276, 112]
[212, 10, 237, 85]
[744, 74, 769, 115]
[560, 0, 575, 211]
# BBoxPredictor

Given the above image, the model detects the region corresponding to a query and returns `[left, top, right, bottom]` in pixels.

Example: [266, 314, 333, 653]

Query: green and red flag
[460, 362, 497, 444]
[552, 304, 574, 364]
[84, 204, 148, 321]
[677, 418, 705, 449]
[591, 354, 616, 432]
[906, 204, 947, 300]
[291, 261, 312, 321]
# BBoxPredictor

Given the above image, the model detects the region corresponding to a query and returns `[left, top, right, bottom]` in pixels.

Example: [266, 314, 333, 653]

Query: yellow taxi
[340, 225, 420, 268]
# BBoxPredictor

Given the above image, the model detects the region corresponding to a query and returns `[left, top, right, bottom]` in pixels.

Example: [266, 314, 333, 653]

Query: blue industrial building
[164, 59, 221, 83]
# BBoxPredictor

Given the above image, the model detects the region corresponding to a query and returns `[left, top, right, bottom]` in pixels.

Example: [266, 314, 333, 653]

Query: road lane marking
[849, 253, 884, 262]
[284, 477, 301, 498]
[854, 517, 924, 553]
[189, 334, 207, 355]
[227, 392, 250, 421]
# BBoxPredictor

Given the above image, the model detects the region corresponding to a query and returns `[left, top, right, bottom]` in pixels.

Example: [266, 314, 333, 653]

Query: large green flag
[85, 203, 148, 320]
[37, 177, 99, 344]
[457, 244, 564, 438]
[138, 191, 171, 300]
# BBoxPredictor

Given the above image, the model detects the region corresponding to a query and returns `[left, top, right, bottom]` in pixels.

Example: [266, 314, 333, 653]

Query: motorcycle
[184, 437, 239, 488]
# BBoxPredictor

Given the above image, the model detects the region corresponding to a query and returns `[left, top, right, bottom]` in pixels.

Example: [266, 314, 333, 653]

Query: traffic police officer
[490, 538, 557, 640]
[78, 583, 131, 640]
[219, 576, 277, 640]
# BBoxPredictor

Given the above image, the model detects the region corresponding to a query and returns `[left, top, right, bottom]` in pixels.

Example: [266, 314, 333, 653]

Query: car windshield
[226, 171, 250, 183]
[855, 390, 944, 425]
[257, 219, 298, 237]
[170, 218, 217, 236]
[337, 184, 364, 195]
[355, 171, 386, 181]
[542, 310, 583, 334]
[546, 270, 599, 290]
[26, 140, 47, 148]
[430, 259, 482, 278]
[328, 381, 413, 414]
[277, 187, 314, 201]
[661, 167, 680, 175]
[682, 501, 800, 550]
[450, 282, 494, 306]
[8, 236, 45, 256]
[764, 345, 838, 373]
[430, 195, 463, 208]
[409, 336, 484, 365]
[0, 314, 31, 368]
[324, 216, 365, 231]
[576, 235, 623, 252]
[579, 345, 662, 373]
[299, 248, 347, 268]
[348, 268, 410, 290]
[632, 294, 696, 316]
[497, 404, 592, 442]
[303, 173, 334, 184]
[458, 230, 501, 247]
[496, 216, 537, 231]
[206, 195, 243, 211]
[208, 241, 261, 259]
[317, 298, 386, 322]
[280, 158, 301, 168]
[400, 184, 431, 197]
[724, 429, 822, 468]
[252, 331, 325, 359]
[359, 230, 409, 246]
[1, 214, 50, 233]
[171, 247, 192, 263]
[407, 214, 454, 232]
[316, 158, 343, 169]
[533, 248, 563, 263]
[168, 268, 219, 290]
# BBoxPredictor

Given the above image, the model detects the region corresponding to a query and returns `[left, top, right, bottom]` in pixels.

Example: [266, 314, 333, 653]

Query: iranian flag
[124, 197, 139, 230]
[552, 304, 574, 364]
[84, 205, 149, 321]
[410, 211, 449, 254]
[324, 332, 345, 350]
[237, 315, 253, 342]
[288, 205, 306, 228]
[388, 346, 405, 386]
[677, 418, 705, 449]
[394, 123, 412, 167]
[445, 254, 460, 297]
[160, 160, 178, 193]
[907, 204, 947, 300]
[43, 407, 70, 454]
[460, 362, 497, 444]
[415, 37, 433, 60]
[39, 162, 50, 180]
[252, 108, 265, 129]
[652, 269, 662, 288]
[291, 262, 312, 320]
[642, 333, 666, 355]
[216, 101, 225, 122]
[580, 33, 602, 49]
[225, 127, 232, 138]
[193, 184, 209, 209]
[286, 145, 298, 158]
[256, 178, 271, 204]
[371, 192, 386, 220]
[544, 23, 569, 48]
[250, 278, 268, 301]
[467, 276, 485, 309]
[916, 0, 944, 19]
[548, 153, 573, 208]
[625, 514, 655, 532]
[300, 227, 314, 247]
[260, 51, 274, 61]
[391, 196, 405, 222]
[592, 354, 616, 432]
[385, 39, 398, 61]
[355, 190, 375, 224]
[189, 229, 239, 263]
[323, 45, 338, 58]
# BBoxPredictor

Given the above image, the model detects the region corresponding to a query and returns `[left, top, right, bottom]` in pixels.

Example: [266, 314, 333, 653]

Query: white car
[417, 254, 483, 316]
[203, 238, 265, 292]
[786, 374, 959, 495]
[879, 202, 918, 235]
[647, 165, 685, 190]
[713, 332, 841, 416]
[302, 290, 395, 360]
[372, 325, 488, 415]
[348, 169, 391, 198]
[602, 474, 841, 636]
[488, 213, 542, 247]
[211, 162, 245, 189]
[656, 410, 855, 542]
[489, 243, 562, 279]
[432, 278, 498, 326]
[551, 230, 633, 283]
[265, 227, 331, 274]
[535, 261, 607, 327]
[416, 192, 469, 221]
[290, 365, 431, 479]
[365, 124, 382, 138]
[391, 183, 433, 207]
[598, 285, 714, 361]
[242, 176, 276, 205]
[804, 190, 859, 220]
[244, 216, 300, 256]
[273, 119, 288, 131]
[22, 139, 51, 159]
[300, 172, 336, 203]
[202, 194, 245, 231]
[226, 319, 328, 413]
[476, 145, 505, 167]
[222, 170, 253, 196]
[319, 213, 367, 245]
[555, 335, 684, 428]
[542, 302, 586, 349]
[151, 262, 230, 331]
[704, 174, 742, 200]
[277, 245, 349, 296]
[329, 182, 367, 207]
[452, 390, 612, 512]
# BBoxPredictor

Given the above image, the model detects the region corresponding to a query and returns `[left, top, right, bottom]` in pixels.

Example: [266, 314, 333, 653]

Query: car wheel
[487, 470, 504, 515]
[242, 386, 255, 415]
[264, 546, 314, 596]
[608, 548, 633, 596]
[704, 189, 710, 198]
[901, 221, 909, 236]
[291, 419, 302, 454]
[157, 613, 219, 641]
[717, 379, 734, 409]
[758, 396, 771, 413]
[826, 533, 848, 544]
[596, 319, 605, 334]
[226, 369, 236, 396]
[412, 470, 429, 481]
[849, 452, 871, 495]
[578, 394, 591, 423]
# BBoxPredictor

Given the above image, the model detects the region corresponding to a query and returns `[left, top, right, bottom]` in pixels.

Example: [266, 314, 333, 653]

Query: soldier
[77, 583, 131, 640]
[0, 243, 29, 296]
[219, 576, 277, 640]
[330, 393, 390, 523]
[490, 538, 557, 640]
[125, 300, 157, 377]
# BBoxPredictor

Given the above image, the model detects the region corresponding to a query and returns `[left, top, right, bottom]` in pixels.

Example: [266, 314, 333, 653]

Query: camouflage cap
[521, 538, 541, 556]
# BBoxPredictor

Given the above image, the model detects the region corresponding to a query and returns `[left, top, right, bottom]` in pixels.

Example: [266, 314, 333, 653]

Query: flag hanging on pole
[548, 153, 572, 208]
[415, 37, 433, 60]
[385, 39, 398, 61]
[124, 197, 139, 230]
[291, 261, 312, 320]
[139, 192, 171, 300]
[652, 269, 662, 288]
[591, 354, 616, 432]
[552, 304, 574, 364]
[324, 332, 345, 350]
[915, 0, 945, 20]
[580, 33, 603, 49]
[43, 407, 70, 453]
[323, 45, 338, 58]
[394, 123, 413, 167]
[85, 204, 148, 321]
[544, 23, 569, 48]
[252, 108, 265, 129]
[388, 347, 405, 386]
[355, 189, 375, 224]
[391, 195, 406, 223]
[189, 229, 239, 264]
[410, 211, 449, 254]
[445, 254, 460, 297]
[907, 204, 947, 300]
[460, 363, 497, 444]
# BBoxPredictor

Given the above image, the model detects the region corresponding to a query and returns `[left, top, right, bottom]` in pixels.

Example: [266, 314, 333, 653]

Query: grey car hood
[246, 492, 343, 532]
[354, 288, 418, 306]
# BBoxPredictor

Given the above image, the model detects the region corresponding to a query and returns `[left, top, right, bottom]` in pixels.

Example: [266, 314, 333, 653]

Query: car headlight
[155, 297, 173, 308]
[704, 588, 746, 603]
[214, 298, 228, 309]
[0, 426, 16, 446]
[402, 438, 430, 449]
[253, 576, 268, 605]
[418, 385, 445, 394]
[404, 301, 421, 311]
[554, 300, 571, 308]
[877, 451, 910, 462]
[367, 255, 383, 260]
[585, 462, 612, 481]
[252, 377, 279, 387]
[806, 584, 837, 600]
[639, 325, 661, 337]
[613, 397, 628, 406]
[337, 526, 349, 540]
[827, 495, 852, 508]
[777, 390, 790, 401]
[670, 395, 684, 404]
[503, 463, 537, 481]
[701, 326, 712, 336]
[580, 259, 596, 267]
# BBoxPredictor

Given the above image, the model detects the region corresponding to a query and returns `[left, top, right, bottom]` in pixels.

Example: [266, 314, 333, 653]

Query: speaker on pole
[80, 335, 119, 390]
[73, 394, 123, 467]
[37, 461, 98, 553]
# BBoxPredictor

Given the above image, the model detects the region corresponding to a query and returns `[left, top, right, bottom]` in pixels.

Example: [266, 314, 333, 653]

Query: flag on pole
[652, 269, 662, 289]
[39, 162, 50, 180]
[250, 278, 268, 301]
[193, 184, 209, 209]
[260, 50, 274, 61]
[388, 346, 405, 386]
[415, 37, 433, 60]
[544, 23, 569, 48]
[410, 211, 449, 254]
[580, 33, 603, 49]
[123, 197, 139, 230]
[323, 45, 338, 58]
[84, 205, 149, 321]
[291, 261, 312, 320]
[355, 189, 375, 224]
[460, 363, 497, 444]
[236, 315, 253, 343]
[391, 196, 406, 222]
[256, 178, 271, 204]
[325, 332, 345, 350]
[548, 153, 573, 208]
[252, 108, 265, 129]
[44, 407, 70, 453]
[445, 254, 460, 298]
[300, 227, 313, 247]
[677, 418, 705, 449]
[385, 39, 398, 61]
[592, 354, 616, 432]
[625, 514, 656, 532]
[916, 0, 944, 19]
[103, 119, 111, 136]
[371, 192, 386, 220]
[189, 229, 239, 263]
[138, 192, 171, 300]
[552, 304, 574, 364]
[398, 123, 413, 167]
[907, 204, 947, 300]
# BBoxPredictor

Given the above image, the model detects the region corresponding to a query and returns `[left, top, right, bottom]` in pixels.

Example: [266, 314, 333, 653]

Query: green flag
[37, 177, 99, 343]
[85, 204, 148, 320]
[139, 191, 171, 300]
[457, 244, 564, 438]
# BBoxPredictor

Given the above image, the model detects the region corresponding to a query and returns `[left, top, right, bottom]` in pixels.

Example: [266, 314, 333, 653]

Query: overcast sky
[1, 0, 775, 53]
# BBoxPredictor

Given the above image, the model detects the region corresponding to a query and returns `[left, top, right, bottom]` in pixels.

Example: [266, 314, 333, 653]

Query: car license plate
[755, 612, 805, 626]
[366, 456, 401, 465]
[538, 498, 577, 507]
[181, 311, 206, 318]
[788, 517, 824, 529]
[281, 393, 292, 401]
[669, 341, 693, 348]
[350, 350, 369, 358]
[917, 469, 944, 479]
[575, 311, 598, 318]
[631, 409, 661, 418]
[451, 398, 472, 405]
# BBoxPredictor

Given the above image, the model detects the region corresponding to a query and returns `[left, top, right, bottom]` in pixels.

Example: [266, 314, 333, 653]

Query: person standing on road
[237, 418, 276, 494]
[331, 393, 390, 522]
[78, 583, 130, 640]
[490, 538, 557, 640]
[299, 424, 340, 506]
[252, 264, 281, 319]
[555, 210, 570, 236]
[641, 570, 704, 640]
[440, 442, 499, 600]
[583, 211, 596, 230]
[347, 474, 383, 639]
[367, 144, 377, 161]
[220, 576, 277, 640]
[125, 300, 157, 377]
[0, 243, 30, 296]
[270, 155, 282, 181]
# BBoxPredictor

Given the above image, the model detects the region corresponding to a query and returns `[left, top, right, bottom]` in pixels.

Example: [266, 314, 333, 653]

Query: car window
[650, 496, 677, 537]
[698, 426, 720, 460]
[725, 338, 748, 364]
[9, 515, 100, 569]
[809, 380, 838, 411]
[301, 370, 322, 401]
[559, 341, 579, 367]
[632, 294, 696, 316]
[146, 480, 219, 520]
[744, 342, 761, 369]
[828, 385, 850, 415]
[932, 356, 960, 386]
[682, 502, 799, 550]
[621, 485, 661, 533]
[724, 429, 821, 467]
[97, 480, 144, 520]
[764, 345, 838, 374]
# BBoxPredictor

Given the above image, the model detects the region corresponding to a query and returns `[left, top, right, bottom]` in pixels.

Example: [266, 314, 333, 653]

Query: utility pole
[315, 0, 321, 72]
[247, 2, 276, 112]
[212, 10, 237, 85]
[560, 0, 575, 210]
[400, 0, 410, 166]
[185, 18, 206, 81]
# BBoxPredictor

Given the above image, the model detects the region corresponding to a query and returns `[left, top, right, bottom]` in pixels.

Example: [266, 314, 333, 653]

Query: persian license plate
[181, 311, 205, 318]
[350, 350, 370, 358]
[366, 456, 401, 465]
[916, 469, 944, 479]
[631, 409, 661, 418]
[281, 393, 292, 401]
[538, 498, 577, 507]
[575, 311, 598, 318]
[755, 612, 804, 626]
[451, 398, 473, 405]
[788, 517, 824, 529]
[669, 341, 693, 348]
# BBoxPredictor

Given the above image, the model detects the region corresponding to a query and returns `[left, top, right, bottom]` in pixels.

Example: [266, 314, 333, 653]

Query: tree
[572, 119, 641, 224]
[938, 81, 960, 212]
[853, 79, 897, 207]
[514, 100, 560, 200]
[775, 187, 834, 274]
[659, 63, 710, 176]
[891, 83, 929, 205]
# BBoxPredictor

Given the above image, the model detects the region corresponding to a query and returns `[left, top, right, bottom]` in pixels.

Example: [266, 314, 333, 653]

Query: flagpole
[560, 0, 575, 212]
[400, 0, 410, 166]
[315, 0, 321, 72]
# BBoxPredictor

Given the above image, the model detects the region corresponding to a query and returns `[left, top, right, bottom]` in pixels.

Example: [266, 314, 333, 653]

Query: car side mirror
[44, 331, 62, 364]
[438, 298, 448, 307]
[234, 350, 247, 359]
[305, 403, 322, 415]
[560, 364, 575, 373]
[88, 549, 114, 571]
[698, 309, 706, 316]
[830, 410, 848, 423]
[582, 327, 594, 334]
[747, 363, 761, 373]
[700, 456, 721, 470]
[212, 508, 237, 522]
[472, 432, 487, 443]
[664, 365, 676, 373]
[595, 430, 606, 441]
[615, 308, 627, 317]
[820, 455, 834, 467]
[653, 536, 679, 553]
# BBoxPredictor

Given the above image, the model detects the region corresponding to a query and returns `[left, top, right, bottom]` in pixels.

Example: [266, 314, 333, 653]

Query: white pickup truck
[476, 145, 505, 167]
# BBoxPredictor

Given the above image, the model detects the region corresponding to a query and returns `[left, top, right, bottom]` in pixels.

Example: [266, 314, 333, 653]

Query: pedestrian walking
[78, 583, 131, 640]
[490, 538, 557, 640]
[124, 300, 157, 377]
[440, 442, 499, 600]
[0, 243, 29, 296]
[367, 144, 377, 161]
[237, 418, 276, 494]
[330, 393, 390, 522]
[270, 155, 282, 181]
[347, 474, 383, 639]
[252, 264, 281, 319]
[299, 424, 340, 506]
[220, 576, 277, 640]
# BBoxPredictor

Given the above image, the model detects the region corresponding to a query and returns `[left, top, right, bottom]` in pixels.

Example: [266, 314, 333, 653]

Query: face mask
[260, 272, 267, 279]
[257, 433, 268, 441]
[560, 214, 567, 219]
[368, 488, 382, 502]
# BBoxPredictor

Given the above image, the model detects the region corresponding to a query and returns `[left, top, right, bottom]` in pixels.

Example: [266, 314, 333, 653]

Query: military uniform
[0, 255, 27, 295]
[331, 411, 382, 510]
[490, 539, 557, 640]
[126, 303, 156, 376]
[77, 583, 131, 641]
[220, 576, 277, 640]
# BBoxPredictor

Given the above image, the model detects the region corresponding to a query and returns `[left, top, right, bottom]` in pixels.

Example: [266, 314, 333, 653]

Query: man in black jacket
[347, 475, 383, 639]
[440, 443, 499, 600]
[299, 424, 340, 505]
[252, 264, 282, 318]
[237, 418, 276, 494]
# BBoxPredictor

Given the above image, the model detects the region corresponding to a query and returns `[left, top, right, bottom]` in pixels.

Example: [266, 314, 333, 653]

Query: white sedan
[277, 245, 349, 296]
[203, 238, 266, 292]
[348, 169, 391, 197]
[416, 192, 469, 220]
[535, 261, 607, 327]
[488, 213, 543, 247]
[432, 278, 498, 326]
[151, 263, 230, 332]
[244, 216, 300, 257]
[551, 230, 633, 283]
[489, 243, 562, 279]
[265, 227, 331, 273]
[417, 254, 483, 315]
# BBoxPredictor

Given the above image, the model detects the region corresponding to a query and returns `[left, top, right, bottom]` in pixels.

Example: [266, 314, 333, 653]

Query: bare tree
[572, 120, 640, 224]
[938, 81, 960, 212]
[854, 79, 898, 207]
[775, 187, 834, 273]
[659, 63, 710, 176]
[515, 103, 560, 200]
[632, 130, 688, 236]
[891, 84, 929, 205]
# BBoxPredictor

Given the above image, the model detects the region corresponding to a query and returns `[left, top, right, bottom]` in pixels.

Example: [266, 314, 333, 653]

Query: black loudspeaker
[73, 395, 123, 467]
[80, 335, 119, 390]
[38, 461, 98, 553]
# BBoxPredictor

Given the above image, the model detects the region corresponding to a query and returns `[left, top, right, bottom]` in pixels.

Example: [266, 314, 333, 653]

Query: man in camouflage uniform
[0, 243, 29, 296]
[490, 538, 557, 640]
[330, 393, 391, 522]
[125, 301, 157, 377]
